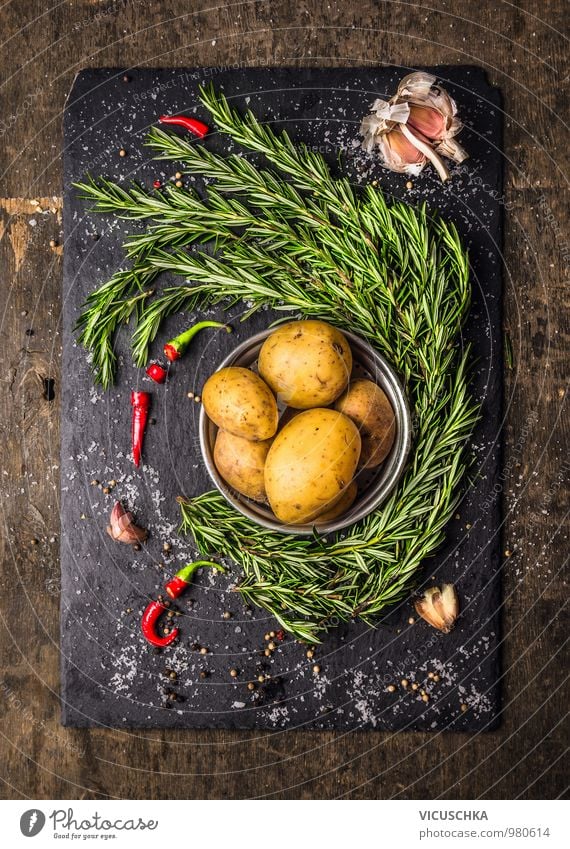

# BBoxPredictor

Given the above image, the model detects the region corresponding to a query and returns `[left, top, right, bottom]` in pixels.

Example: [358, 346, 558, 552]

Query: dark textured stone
[61, 66, 502, 731]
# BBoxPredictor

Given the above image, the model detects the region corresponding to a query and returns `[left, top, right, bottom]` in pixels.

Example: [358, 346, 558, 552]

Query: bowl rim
[199, 325, 412, 536]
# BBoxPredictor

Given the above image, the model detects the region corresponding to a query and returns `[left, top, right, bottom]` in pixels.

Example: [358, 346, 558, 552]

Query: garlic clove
[407, 104, 446, 140]
[386, 128, 426, 164]
[414, 583, 459, 633]
[399, 124, 450, 182]
[107, 501, 148, 545]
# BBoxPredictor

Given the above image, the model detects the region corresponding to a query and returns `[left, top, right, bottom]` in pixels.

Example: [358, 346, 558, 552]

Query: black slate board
[61, 66, 503, 731]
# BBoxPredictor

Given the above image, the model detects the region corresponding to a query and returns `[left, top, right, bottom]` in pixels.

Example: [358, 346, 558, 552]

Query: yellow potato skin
[264, 409, 361, 524]
[258, 320, 353, 409]
[334, 378, 396, 468]
[202, 367, 278, 441]
[314, 480, 358, 524]
[214, 430, 272, 502]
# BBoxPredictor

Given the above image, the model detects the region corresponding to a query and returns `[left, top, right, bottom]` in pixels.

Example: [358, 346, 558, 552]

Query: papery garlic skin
[360, 72, 468, 180]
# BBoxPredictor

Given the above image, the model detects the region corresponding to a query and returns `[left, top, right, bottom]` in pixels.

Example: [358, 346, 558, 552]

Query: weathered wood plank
[0, 0, 567, 800]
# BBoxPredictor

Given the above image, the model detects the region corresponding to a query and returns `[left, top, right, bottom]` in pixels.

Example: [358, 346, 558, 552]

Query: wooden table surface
[0, 1, 567, 800]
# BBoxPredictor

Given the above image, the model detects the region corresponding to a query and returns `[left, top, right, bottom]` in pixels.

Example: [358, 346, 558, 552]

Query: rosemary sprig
[74, 262, 157, 387]
[74, 86, 479, 638]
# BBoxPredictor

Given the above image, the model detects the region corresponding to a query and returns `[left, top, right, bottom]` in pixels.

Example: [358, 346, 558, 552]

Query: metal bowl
[199, 327, 412, 536]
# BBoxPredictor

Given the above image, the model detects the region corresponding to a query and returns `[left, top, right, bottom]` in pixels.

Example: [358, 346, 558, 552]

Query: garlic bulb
[360, 72, 468, 182]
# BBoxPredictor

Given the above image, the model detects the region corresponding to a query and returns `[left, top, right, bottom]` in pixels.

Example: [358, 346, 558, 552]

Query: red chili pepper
[153, 179, 162, 189]
[165, 560, 226, 599]
[164, 320, 232, 362]
[141, 600, 179, 647]
[158, 115, 209, 139]
[145, 363, 167, 384]
[131, 390, 151, 467]
[275, 629, 286, 642]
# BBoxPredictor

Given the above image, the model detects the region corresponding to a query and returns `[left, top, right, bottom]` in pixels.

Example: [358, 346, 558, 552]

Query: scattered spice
[175, 180, 183, 188]
[461, 703, 468, 713]
[158, 114, 209, 139]
[163, 320, 231, 362]
[247, 682, 256, 691]
[199, 647, 208, 655]
[222, 611, 232, 620]
[312, 665, 321, 675]
[408, 616, 415, 625]
[106, 501, 148, 545]
[387, 684, 396, 693]
[162, 542, 172, 553]
[411, 683, 419, 691]
[229, 668, 238, 678]
[131, 390, 150, 467]
[49, 238, 58, 248]
[401, 679, 409, 688]
[119, 148, 127, 157]
[414, 583, 459, 633]
[422, 694, 430, 703]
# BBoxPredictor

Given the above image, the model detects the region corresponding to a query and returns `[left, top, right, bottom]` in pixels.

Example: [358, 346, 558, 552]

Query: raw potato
[202, 367, 278, 441]
[264, 409, 361, 524]
[258, 319, 352, 409]
[315, 480, 358, 524]
[335, 378, 396, 468]
[214, 430, 272, 502]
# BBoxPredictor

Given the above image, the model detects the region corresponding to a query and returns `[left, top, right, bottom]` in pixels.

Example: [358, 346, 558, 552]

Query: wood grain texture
[0, 0, 567, 800]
